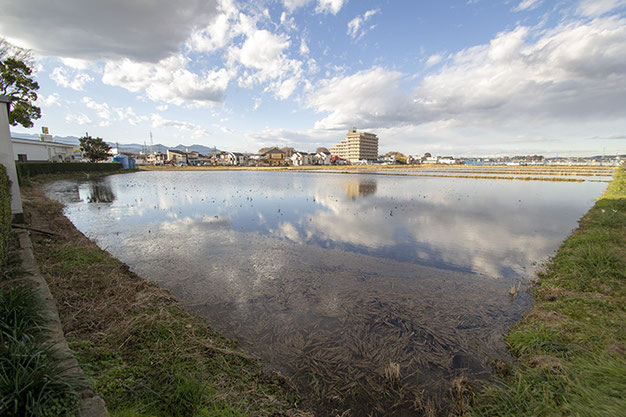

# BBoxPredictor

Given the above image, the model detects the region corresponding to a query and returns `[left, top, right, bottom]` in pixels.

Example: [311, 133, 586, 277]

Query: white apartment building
[330, 128, 378, 163]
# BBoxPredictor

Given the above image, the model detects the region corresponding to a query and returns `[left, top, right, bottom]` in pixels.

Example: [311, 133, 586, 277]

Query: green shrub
[15, 162, 122, 184]
[0, 164, 11, 266]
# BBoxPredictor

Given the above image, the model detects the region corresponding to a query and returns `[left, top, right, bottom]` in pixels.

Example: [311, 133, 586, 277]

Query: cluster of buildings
[9, 128, 624, 168]
[125, 147, 333, 167]
[108, 128, 382, 167]
[463, 155, 623, 166]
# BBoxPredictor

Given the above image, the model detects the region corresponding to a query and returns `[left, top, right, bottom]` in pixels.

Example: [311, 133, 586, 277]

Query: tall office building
[329, 128, 379, 163]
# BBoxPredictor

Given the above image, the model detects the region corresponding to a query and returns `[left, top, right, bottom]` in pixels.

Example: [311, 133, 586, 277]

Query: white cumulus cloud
[308, 16, 626, 132]
[228, 24, 304, 99]
[513, 0, 542, 12]
[577, 0, 626, 17]
[347, 9, 379, 39]
[186, 0, 238, 54]
[282, 0, 347, 14]
[425, 54, 443, 68]
[308, 67, 412, 129]
[81, 96, 148, 126]
[50, 67, 94, 91]
[102, 55, 231, 105]
[36, 93, 61, 107]
[415, 17, 626, 124]
[65, 113, 92, 125]
[151, 114, 208, 137]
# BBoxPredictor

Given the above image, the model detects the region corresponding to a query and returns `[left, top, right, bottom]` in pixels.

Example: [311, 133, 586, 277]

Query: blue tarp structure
[112, 154, 129, 169]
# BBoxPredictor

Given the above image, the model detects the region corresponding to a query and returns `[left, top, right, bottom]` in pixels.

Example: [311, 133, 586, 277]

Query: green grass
[0, 285, 46, 341]
[471, 167, 626, 417]
[0, 285, 81, 417]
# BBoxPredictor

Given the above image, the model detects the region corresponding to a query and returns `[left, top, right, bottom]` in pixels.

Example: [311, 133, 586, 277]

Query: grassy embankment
[472, 167, 626, 416]
[1, 164, 81, 416]
[19, 173, 311, 417]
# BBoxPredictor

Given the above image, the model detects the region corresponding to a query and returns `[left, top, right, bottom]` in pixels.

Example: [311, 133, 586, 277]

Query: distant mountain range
[11, 133, 220, 155]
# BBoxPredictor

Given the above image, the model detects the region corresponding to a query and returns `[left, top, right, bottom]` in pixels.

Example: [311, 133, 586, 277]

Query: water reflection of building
[345, 178, 377, 199]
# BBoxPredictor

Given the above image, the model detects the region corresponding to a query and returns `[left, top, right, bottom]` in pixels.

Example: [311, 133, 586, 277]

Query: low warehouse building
[12, 135, 79, 162]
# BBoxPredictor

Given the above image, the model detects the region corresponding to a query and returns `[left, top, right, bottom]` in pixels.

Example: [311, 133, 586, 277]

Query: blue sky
[1, 0, 625, 156]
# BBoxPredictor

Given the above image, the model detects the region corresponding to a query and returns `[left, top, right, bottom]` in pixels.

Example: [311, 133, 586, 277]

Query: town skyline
[1, 0, 626, 157]
[11, 129, 625, 160]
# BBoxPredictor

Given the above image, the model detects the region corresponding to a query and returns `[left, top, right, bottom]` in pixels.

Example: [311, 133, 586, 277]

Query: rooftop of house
[262, 147, 285, 155]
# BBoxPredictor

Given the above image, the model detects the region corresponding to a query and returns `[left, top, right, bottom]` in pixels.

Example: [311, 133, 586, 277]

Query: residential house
[314, 151, 331, 165]
[186, 151, 200, 165]
[247, 154, 261, 166]
[133, 153, 148, 165]
[233, 152, 247, 166]
[260, 147, 286, 166]
[146, 152, 167, 165]
[196, 153, 212, 165]
[167, 149, 187, 164]
[407, 155, 421, 164]
[217, 151, 247, 166]
[290, 152, 313, 166]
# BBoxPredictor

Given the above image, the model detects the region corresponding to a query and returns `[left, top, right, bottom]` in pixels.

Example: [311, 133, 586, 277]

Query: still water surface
[45, 171, 606, 415]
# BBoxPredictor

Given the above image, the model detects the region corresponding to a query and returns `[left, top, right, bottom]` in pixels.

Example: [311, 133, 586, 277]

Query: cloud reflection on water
[51, 171, 604, 279]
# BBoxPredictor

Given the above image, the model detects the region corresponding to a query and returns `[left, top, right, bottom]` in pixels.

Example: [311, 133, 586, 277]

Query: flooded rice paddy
[45, 171, 607, 415]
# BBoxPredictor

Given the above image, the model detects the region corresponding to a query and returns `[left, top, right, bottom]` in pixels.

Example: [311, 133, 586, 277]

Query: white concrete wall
[12, 141, 51, 161]
[0, 96, 23, 218]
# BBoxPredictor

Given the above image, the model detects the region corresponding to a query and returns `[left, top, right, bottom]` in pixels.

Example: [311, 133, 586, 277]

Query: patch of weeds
[553, 296, 618, 321]
[93, 363, 149, 409]
[52, 243, 116, 272]
[164, 376, 207, 417]
[0, 285, 46, 341]
[197, 404, 247, 417]
[588, 199, 626, 230]
[69, 340, 124, 376]
[471, 168, 626, 416]
[507, 324, 569, 357]
[547, 241, 625, 293]
[1, 234, 23, 282]
[0, 285, 81, 417]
